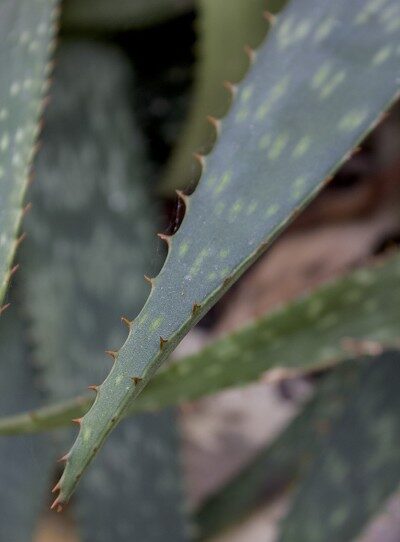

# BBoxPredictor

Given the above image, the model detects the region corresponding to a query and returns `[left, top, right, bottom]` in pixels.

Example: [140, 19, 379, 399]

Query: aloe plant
[21, 40, 188, 539]
[197, 351, 400, 541]
[53, 0, 400, 508]
[280, 350, 400, 542]
[1, 250, 400, 435]
[0, 0, 59, 307]
[0, 0, 399, 538]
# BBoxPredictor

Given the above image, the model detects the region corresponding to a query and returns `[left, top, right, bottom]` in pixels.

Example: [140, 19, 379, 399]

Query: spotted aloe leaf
[279, 350, 400, 542]
[54, 0, 400, 506]
[62, 0, 194, 31]
[3, 250, 400, 436]
[195, 357, 368, 539]
[161, 0, 272, 193]
[0, 300, 52, 540]
[22, 41, 188, 538]
[0, 0, 59, 307]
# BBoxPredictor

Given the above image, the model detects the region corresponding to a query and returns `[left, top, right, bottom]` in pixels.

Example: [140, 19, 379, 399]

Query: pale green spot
[314, 16, 336, 42]
[255, 77, 290, 121]
[150, 316, 164, 332]
[179, 242, 189, 257]
[214, 171, 233, 195]
[338, 108, 369, 131]
[311, 62, 332, 90]
[265, 203, 280, 218]
[207, 272, 217, 281]
[10, 82, 20, 96]
[0, 133, 9, 152]
[319, 70, 346, 99]
[270, 77, 290, 101]
[241, 84, 254, 103]
[235, 107, 249, 123]
[278, 14, 294, 47]
[255, 101, 272, 121]
[115, 375, 123, 386]
[295, 20, 311, 41]
[258, 132, 271, 150]
[139, 313, 148, 325]
[219, 248, 229, 259]
[191, 248, 209, 276]
[278, 17, 310, 48]
[220, 267, 230, 279]
[229, 199, 244, 221]
[292, 175, 308, 198]
[83, 428, 92, 443]
[355, 0, 389, 25]
[372, 45, 392, 65]
[292, 136, 311, 158]
[268, 133, 289, 160]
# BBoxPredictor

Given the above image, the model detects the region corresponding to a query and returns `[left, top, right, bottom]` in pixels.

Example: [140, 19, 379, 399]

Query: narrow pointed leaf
[2, 251, 400, 435]
[43, 0, 400, 502]
[23, 41, 188, 539]
[195, 357, 367, 539]
[280, 350, 400, 542]
[0, 0, 59, 305]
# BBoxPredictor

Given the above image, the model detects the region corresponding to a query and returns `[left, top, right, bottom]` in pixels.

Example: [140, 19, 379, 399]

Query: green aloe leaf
[195, 357, 367, 539]
[279, 350, 400, 542]
[0, 0, 59, 307]
[1, 251, 400, 435]
[47, 0, 400, 505]
[22, 41, 188, 538]
[161, 0, 272, 193]
[62, 0, 194, 32]
[0, 302, 52, 540]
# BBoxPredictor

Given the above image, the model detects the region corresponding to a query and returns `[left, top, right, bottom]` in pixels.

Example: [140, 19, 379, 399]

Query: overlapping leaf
[0, 0, 59, 306]
[22, 41, 188, 540]
[3, 251, 400, 435]
[34, 0, 400, 505]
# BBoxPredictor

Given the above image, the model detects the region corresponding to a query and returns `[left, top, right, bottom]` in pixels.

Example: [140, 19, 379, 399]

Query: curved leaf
[0, 0, 59, 306]
[23, 41, 188, 539]
[280, 350, 400, 542]
[3, 250, 400, 435]
[39, 0, 400, 505]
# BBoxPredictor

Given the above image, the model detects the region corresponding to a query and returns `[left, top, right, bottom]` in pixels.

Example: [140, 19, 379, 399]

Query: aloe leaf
[0, 0, 59, 307]
[0, 303, 52, 539]
[195, 357, 366, 539]
[161, 0, 272, 193]
[2, 250, 400, 435]
[279, 350, 400, 542]
[50, 0, 400, 504]
[22, 41, 188, 538]
[62, 0, 194, 32]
